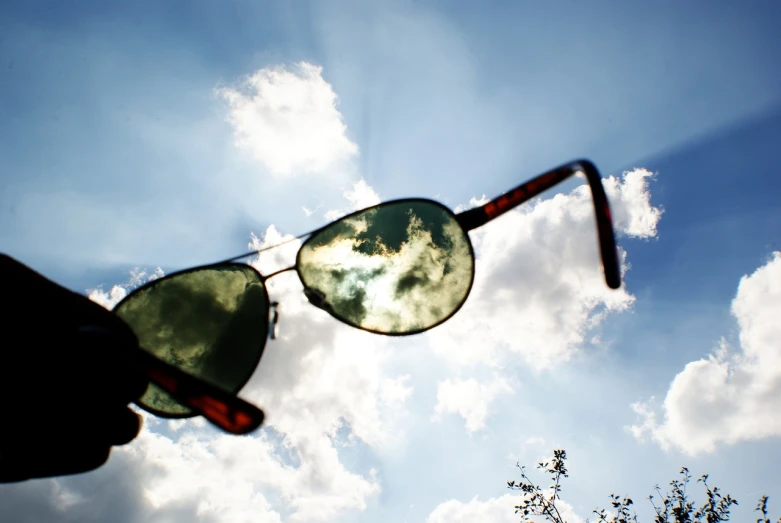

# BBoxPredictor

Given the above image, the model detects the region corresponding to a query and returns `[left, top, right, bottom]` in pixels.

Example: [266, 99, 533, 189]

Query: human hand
[0, 254, 148, 482]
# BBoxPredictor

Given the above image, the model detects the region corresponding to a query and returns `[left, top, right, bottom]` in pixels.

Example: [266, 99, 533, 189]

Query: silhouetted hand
[0, 254, 148, 482]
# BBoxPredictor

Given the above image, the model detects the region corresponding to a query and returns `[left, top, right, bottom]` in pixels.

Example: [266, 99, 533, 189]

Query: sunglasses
[114, 159, 621, 434]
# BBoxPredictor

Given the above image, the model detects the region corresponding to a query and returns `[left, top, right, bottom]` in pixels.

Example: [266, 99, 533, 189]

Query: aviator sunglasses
[114, 159, 621, 435]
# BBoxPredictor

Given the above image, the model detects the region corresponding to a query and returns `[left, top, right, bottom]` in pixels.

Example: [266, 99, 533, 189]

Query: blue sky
[2, 1, 780, 522]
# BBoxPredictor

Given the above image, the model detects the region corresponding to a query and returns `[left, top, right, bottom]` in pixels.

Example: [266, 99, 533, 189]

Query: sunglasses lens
[113, 264, 268, 417]
[297, 200, 474, 334]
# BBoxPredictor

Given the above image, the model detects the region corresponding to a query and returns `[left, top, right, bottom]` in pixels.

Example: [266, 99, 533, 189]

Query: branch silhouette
[507, 449, 778, 523]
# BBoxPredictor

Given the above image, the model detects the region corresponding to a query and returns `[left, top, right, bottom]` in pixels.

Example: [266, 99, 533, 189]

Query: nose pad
[303, 287, 334, 313]
[269, 302, 280, 340]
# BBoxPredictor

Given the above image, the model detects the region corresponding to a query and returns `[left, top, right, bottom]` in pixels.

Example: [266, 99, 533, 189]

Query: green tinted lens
[297, 200, 474, 334]
[114, 264, 268, 417]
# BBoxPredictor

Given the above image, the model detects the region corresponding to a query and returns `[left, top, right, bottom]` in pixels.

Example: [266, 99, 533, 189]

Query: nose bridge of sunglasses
[260, 265, 300, 341]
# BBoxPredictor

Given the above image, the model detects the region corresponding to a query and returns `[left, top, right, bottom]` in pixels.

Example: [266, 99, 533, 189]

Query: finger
[39, 445, 113, 480]
[0, 254, 139, 347]
[0, 256, 145, 404]
[104, 408, 143, 446]
[0, 441, 112, 482]
[64, 294, 139, 347]
[1, 404, 140, 479]
[65, 328, 149, 405]
[9, 403, 142, 453]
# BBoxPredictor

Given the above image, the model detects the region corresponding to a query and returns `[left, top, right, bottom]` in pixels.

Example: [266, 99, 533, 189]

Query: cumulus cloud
[426, 493, 584, 523]
[432, 376, 513, 433]
[343, 179, 381, 211]
[323, 178, 381, 221]
[603, 168, 663, 238]
[133, 428, 378, 522]
[217, 62, 358, 177]
[0, 425, 375, 523]
[628, 252, 781, 455]
[87, 266, 165, 309]
[427, 168, 662, 371]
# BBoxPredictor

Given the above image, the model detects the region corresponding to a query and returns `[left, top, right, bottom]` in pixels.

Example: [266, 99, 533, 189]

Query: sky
[1, 1, 781, 522]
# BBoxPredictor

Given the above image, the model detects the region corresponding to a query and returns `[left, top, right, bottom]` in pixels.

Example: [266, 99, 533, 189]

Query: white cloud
[130, 428, 377, 522]
[603, 168, 663, 238]
[343, 179, 381, 210]
[432, 377, 513, 433]
[323, 178, 381, 221]
[426, 493, 584, 523]
[628, 252, 781, 455]
[217, 62, 358, 177]
[427, 168, 662, 371]
[1, 425, 373, 523]
[427, 495, 519, 523]
[88, 266, 164, 309]
[88, 284, 129, 310]
[524, 436, 546, 446]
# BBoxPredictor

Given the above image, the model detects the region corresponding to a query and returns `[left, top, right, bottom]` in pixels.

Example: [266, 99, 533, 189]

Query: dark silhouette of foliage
[507, 449, 778, 523]
[757, 496, 781, 523]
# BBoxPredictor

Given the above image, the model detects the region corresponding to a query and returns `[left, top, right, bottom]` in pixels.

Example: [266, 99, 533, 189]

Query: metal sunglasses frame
[113, 158, 621, 433]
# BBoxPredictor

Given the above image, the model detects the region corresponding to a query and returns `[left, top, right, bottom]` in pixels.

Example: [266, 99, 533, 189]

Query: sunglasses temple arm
[134, 349, 265, 435]
[579, 161, 622, 290]
[455, 159, 621, 289]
